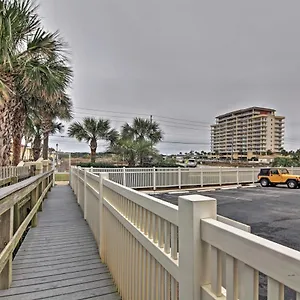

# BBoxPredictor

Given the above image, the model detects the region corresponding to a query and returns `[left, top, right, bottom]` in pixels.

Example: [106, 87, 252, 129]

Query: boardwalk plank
[0, 186, 119, 300]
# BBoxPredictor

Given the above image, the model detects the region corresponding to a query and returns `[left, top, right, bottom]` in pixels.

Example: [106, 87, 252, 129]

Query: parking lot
[155, 186, 300, 299]
[155, 185, 300, 251]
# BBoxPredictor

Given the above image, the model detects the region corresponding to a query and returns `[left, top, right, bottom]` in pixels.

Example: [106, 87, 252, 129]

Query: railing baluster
[171, 224, 177, 260]
[226, 255, 238, 300]
[211, 246, 222, 296]
[165, 270, 171, 300]
[151, 255, 156, 300]
[142, 247, 147, 300]
[158, 217, 164, 248]
[268, 277, 284, 300]
[164, 220, 171, 254]
[147, 252, 151, 300]
[240, 264, 259, 299]
[170, 276, 177, 300]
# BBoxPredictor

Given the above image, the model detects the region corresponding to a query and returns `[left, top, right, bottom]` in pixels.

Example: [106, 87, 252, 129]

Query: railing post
[178, 167, 181, 189]
[236, 166, 239, 185]
[76, 169, 80, 204]
[252, 166, 255, 184]
[178, 194, 217, 300]
[43, 177, 48, 199]
[0, 207, 13, 289]
[123, 167, 126, 186]
[153, 167, 156, 191]
[31, 186, 39, 227]
[74, 168, 77, 195]
[99, 173, 109, 258]
[13, 203, 20, 233]
[38, 181, 43, 212]
[219, 167, 222, 186]
[200, 166, 204, 187]
[84, 169, 87, 219]
[91, 166, 94, 173]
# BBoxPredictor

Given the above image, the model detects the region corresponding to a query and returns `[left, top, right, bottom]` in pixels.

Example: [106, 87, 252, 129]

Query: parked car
[185, 159, 197, 168]
[258, 167, 300, 189]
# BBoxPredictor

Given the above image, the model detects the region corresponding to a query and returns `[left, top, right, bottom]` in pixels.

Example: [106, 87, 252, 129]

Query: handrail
[0, 169, 54, 289]
[201, 218, 300, 293]
[0, 170, 53, 215]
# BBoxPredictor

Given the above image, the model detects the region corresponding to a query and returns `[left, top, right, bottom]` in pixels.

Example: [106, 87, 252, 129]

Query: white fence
[0, 166, 30, 180]
[71, 167, 300, 300]
[81, 166, 300, 190]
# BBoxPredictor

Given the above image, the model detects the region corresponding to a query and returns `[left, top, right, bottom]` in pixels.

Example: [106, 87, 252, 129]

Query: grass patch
[55, 173, 69, 181]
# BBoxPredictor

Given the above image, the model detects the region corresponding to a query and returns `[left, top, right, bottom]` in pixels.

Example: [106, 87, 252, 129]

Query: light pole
[56, 143, 58, 171]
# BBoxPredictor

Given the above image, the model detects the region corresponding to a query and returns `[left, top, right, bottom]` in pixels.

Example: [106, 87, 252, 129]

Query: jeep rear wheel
[287, 180, 297, 189]
[260, 178, 270, 187]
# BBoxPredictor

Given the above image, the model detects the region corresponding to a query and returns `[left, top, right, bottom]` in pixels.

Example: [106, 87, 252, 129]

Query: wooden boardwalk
[0, 186, 120, 300]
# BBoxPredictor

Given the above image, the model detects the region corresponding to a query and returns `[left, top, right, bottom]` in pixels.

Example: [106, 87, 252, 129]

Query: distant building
[211, 107, 285, 160]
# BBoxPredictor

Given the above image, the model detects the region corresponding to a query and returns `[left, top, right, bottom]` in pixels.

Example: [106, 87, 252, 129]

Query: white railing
[84, 166, 300, 190]
[83, 167, 259, 189]
[71, 166, 300, 299]
[0, 166, 30, 180]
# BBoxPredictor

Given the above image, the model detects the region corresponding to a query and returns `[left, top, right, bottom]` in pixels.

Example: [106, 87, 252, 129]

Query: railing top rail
[201, 218, 300, 292]
[0, 170, 53, 216]
[103, 177, 178, 226]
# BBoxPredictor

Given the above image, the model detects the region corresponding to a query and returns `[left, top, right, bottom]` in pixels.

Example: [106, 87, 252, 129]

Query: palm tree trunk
[33, 134, 41, 161]
[12, 136, 22, 166]
[43, 132, 49, 160]
[12, 103, 26, 166]
[0, 105, 12, 166]
[0, 76, 17, 166]
[21, 142, 28, 160]
[90, 148, 96, 163]
[90, 139, 97, 164]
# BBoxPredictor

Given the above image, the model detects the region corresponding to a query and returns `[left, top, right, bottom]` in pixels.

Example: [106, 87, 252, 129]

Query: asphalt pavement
[154, 185, 300, 300]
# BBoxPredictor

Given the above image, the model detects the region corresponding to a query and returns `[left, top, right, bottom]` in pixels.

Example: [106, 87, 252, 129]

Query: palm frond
[68, 121, 90, 142]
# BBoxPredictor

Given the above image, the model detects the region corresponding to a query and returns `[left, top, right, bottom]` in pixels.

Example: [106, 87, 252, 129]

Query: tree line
[0, 0, 73, 166]
[272, 149, 300, 167]
[68, 117, 164, 166]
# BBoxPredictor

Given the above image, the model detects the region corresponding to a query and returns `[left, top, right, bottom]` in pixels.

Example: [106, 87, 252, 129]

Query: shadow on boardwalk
[0, 186, 120, 300]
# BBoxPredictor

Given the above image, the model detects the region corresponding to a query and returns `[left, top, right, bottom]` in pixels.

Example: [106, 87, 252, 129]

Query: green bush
[77, 162, 121, 168]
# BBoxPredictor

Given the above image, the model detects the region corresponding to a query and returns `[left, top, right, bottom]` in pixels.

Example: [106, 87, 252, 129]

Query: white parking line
[200, 193, 253, 202]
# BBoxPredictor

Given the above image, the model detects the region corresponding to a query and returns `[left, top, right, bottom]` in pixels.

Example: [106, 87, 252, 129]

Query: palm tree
[112, 118, 163, 166]
[68, 118, 118, 163]
[122, 118, 163, 144]
[41, 94, 73, 160]
[0, 0, 72, 166]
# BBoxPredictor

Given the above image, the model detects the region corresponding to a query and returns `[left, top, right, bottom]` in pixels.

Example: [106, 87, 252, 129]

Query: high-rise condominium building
[211, 107, 285, 159]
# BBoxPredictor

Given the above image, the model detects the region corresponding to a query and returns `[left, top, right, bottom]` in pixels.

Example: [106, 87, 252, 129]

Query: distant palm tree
[32, 120, 64, 161]
[41, 94, 73, 160]
[122, 117, 163, 144]
[112, 118, 163, 166]
[68, 118, 118, 163]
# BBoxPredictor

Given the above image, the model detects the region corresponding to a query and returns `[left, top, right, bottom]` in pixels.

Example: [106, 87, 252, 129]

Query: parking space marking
[201, 193, 253, 202]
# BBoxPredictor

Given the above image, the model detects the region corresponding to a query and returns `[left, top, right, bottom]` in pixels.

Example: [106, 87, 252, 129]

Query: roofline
[216, 107, 276, 119]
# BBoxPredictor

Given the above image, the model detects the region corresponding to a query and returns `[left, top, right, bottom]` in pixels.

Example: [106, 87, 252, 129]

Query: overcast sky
[38, 0, 300, 154]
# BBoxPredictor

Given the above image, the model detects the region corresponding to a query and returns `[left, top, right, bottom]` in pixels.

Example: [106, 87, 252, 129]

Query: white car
[186, 159, 197, 168]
